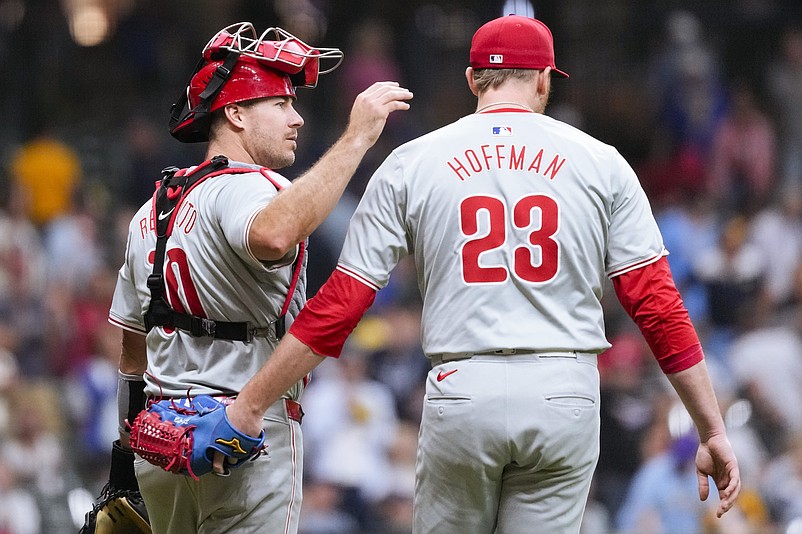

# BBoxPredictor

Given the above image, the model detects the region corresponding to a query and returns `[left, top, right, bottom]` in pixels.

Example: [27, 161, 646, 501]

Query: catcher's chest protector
[143, 155, 301, 342]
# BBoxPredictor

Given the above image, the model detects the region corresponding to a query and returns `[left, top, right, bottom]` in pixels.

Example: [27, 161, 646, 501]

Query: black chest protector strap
[143, 155, 281, 342]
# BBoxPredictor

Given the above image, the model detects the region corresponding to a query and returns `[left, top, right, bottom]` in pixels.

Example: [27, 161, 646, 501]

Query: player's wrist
[228, 393, 267, 430]
[337, 128, 374, 155]
[118, 432, 132, 450]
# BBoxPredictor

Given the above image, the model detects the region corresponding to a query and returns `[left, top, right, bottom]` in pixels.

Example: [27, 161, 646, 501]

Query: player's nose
[289, 106, 304, 128]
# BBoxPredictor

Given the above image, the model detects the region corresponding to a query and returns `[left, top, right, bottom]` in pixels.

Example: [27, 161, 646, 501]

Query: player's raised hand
[344, 81, 413, 149]
[695, 433, 741, 517]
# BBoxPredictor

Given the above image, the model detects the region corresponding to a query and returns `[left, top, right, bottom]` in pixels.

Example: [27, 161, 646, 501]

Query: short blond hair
[472, 68, 538, 93]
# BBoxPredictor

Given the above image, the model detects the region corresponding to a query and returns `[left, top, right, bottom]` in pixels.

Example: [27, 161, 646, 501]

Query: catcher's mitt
[80, 440, 151, 534]
[129, 394, 266, 479]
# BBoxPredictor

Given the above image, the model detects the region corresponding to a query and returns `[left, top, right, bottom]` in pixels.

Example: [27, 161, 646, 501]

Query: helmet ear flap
[169, 51, 240, 143]
[168, 59, 205, 142]
[169, 111, 213, 144]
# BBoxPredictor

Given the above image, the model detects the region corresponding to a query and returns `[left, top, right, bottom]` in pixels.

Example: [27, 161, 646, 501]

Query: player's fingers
[360, 82, 413, 105]
[363, 91, 413, 114]
[392, 101, 412, 112]
[354, 81, 398, 103]
[697, 470, 710, 502]
[716, 479, 740, 517]
[361, 81, 400, 96]
[716, 468, 742, 517]
[379, 85, 413, 101]
[386, 89, 413, 105]
[380, 95, 412, 113]
[348, 92, 411, 132]
[372, 89, 413, 117]
[212, 451, 226, 475]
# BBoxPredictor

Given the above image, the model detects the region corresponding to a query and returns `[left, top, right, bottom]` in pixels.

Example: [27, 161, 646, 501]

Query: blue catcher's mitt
[129, 395, 266, 479]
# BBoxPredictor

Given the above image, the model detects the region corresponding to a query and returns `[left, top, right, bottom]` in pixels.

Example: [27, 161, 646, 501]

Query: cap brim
[552, 67, 569, 78]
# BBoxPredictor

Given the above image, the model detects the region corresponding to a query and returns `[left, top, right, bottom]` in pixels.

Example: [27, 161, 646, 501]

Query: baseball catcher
[128, 394, 267, 479]
[80, 440, 151, 534]
[104, 15, 411, 532]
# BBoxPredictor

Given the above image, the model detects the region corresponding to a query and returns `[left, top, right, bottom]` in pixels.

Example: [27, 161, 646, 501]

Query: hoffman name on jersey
[446, 143, 567, 182]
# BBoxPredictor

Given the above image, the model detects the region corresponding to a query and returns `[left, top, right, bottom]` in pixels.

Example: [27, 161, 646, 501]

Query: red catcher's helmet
[170, 22, 344, 143]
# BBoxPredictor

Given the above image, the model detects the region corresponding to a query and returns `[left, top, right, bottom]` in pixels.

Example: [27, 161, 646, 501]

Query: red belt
[221, 396, 303, 424]
[147, 395, 303, 424]
[285, 398, 304, 423]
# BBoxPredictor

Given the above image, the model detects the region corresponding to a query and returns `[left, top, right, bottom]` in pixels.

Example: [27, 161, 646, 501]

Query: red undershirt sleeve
[288, 268, 377, 358]
[611, 256, 704, 374]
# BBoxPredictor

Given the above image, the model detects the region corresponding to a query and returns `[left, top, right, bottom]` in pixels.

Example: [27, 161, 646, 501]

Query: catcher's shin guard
[81, 491, 150, 534]
[80, 440, 151, 534]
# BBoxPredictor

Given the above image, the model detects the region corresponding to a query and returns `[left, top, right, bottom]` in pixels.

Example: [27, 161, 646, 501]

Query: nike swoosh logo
[158, 208, 175, 221]
[436, 369, 458, 382]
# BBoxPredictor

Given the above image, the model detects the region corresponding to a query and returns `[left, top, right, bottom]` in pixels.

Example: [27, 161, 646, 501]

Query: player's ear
[465, 67, 479, 97]
[536, 69, 551, 97]
[222, 103, 247, 132]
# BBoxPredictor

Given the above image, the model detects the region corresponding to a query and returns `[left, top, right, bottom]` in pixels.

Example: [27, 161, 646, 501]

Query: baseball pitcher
[223, 15, 741, 534]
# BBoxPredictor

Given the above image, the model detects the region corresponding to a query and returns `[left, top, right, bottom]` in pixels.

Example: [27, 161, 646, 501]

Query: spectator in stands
[767, 25, 802, 189]
[301, 345, 400, 530]
[64, 321, 123, 484]
[0, 181, 48, 377]
[9, 132, 81, 228]
[707, 81, 777, 216]
[759, 432, 802, 530]
[594, 332, 660, 520]
[0, 457, 40, 534]
[692, 215, 768, 361]
[654, 193, 719, 322]
[615, 405, 713, 534]
[646, 10, 728, 172]
[727, 310, 802, 456]
[747, 186, 802, 312]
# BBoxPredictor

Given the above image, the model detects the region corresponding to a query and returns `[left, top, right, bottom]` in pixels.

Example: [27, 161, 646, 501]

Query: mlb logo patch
[492, 126, 513, 136]
[489, 54, 503, 64]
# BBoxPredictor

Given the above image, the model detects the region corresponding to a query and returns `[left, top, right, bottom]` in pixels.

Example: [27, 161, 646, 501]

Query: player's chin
[270, 151, 296, 170]
[283, 141, 297, 161]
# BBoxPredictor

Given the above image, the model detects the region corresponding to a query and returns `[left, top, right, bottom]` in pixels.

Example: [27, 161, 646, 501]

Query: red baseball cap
[469, 15, 569, 77]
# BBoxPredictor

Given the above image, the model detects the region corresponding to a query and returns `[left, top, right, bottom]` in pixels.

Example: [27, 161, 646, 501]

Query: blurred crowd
[2, 1, 802, 533]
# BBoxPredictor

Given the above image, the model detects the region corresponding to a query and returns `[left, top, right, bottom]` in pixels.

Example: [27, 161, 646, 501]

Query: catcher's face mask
[170, 22, 344, 143]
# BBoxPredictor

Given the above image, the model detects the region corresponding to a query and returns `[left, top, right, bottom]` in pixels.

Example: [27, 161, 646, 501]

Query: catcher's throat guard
[170, 22, 343, 143]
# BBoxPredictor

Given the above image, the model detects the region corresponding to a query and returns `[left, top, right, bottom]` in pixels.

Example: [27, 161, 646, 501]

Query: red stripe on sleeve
[611, 256, 704, 374]
[289, 269, 377, 358]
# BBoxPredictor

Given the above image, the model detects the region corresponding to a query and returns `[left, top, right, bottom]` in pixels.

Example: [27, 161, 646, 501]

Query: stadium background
[1, 0, 802, 532]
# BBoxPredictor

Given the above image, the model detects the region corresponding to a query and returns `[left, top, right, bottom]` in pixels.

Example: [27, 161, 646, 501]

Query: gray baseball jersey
[109, 162, 306, 400]
[338, 110, 666, 356]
